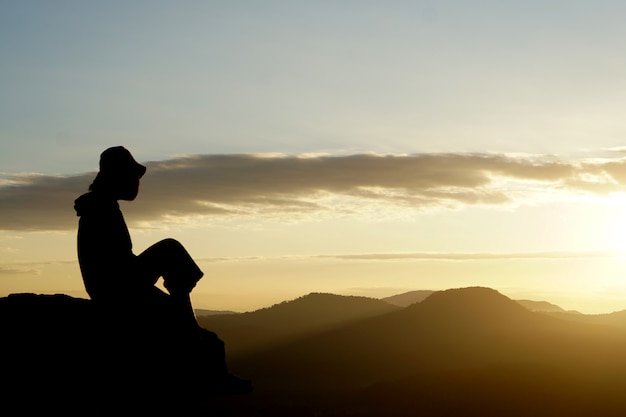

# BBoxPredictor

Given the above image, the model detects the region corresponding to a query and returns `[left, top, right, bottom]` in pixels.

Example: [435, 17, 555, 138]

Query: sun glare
[607, 193, 626, 254]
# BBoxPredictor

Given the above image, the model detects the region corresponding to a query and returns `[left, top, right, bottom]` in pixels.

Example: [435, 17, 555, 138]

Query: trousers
[136, 238, 204, 295]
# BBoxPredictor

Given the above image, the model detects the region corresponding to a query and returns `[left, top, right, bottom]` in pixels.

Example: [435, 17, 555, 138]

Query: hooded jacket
[75, 191, 142, 301]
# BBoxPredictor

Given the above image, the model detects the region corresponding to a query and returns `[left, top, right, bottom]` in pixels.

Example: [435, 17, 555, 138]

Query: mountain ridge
[197, 292, 400, 356]
[381, 290, 435, 306]
[6, 287, 626, 416]
[231, 287, 626, 394]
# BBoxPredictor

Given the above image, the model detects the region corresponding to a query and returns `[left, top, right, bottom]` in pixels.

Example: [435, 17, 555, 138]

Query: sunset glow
[3, 1, 626, 315]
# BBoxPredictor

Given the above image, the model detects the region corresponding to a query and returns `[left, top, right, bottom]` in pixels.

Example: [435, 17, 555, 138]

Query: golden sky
[3, 2, 626, 313]
[4, 152, 626, 313]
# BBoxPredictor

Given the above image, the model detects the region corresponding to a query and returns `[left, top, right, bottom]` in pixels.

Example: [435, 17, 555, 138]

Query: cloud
[0, 173, 93, 231]
[318, 251, 623, 261]
[0, 265, 40, 275]
[1, 152, 626, 231]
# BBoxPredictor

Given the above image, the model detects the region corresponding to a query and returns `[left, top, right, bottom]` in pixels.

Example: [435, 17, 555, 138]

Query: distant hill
[198, 292, 400, 356]
[545, 308, 626, 330]
[381, 290, 436, 306]
[381, 289, 569, 313]
[220, 287, 626, 416]
[515, 299, 566, 312]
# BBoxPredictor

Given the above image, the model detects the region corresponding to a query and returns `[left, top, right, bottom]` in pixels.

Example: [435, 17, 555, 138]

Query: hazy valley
[199, 287, 626, 416]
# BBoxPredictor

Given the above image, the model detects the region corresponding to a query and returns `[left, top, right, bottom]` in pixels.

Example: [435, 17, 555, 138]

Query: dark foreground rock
[0, 293, 247, 414]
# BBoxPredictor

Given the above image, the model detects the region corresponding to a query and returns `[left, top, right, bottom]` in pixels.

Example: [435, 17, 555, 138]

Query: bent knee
[158, 238, 184, 250]
[160, 237, 181, 245]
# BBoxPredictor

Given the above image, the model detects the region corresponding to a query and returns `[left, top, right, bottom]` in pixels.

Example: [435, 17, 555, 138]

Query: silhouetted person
[74, 146, 252, 395]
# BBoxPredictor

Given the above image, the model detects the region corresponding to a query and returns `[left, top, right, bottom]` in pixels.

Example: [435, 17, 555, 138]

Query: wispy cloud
[0, 265, 40, 275]
[168, 251, 626, 263]
[0, 259, 77, 275]
[318, 251, 624, 261]
[1, 152, 626, 231]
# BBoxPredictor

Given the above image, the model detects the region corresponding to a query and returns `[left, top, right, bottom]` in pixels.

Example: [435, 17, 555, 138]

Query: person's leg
[136, 238, 204, 292]
[170, 292, 199, 330]
[136, 238, 204, 329]
[135, 239, 252, 392]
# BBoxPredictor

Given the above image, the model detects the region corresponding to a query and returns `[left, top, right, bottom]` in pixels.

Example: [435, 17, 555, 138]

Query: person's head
[89, 146, 147, 200]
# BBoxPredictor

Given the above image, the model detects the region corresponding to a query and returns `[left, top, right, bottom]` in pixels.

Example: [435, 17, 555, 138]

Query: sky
[3, 1, 626, 313]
